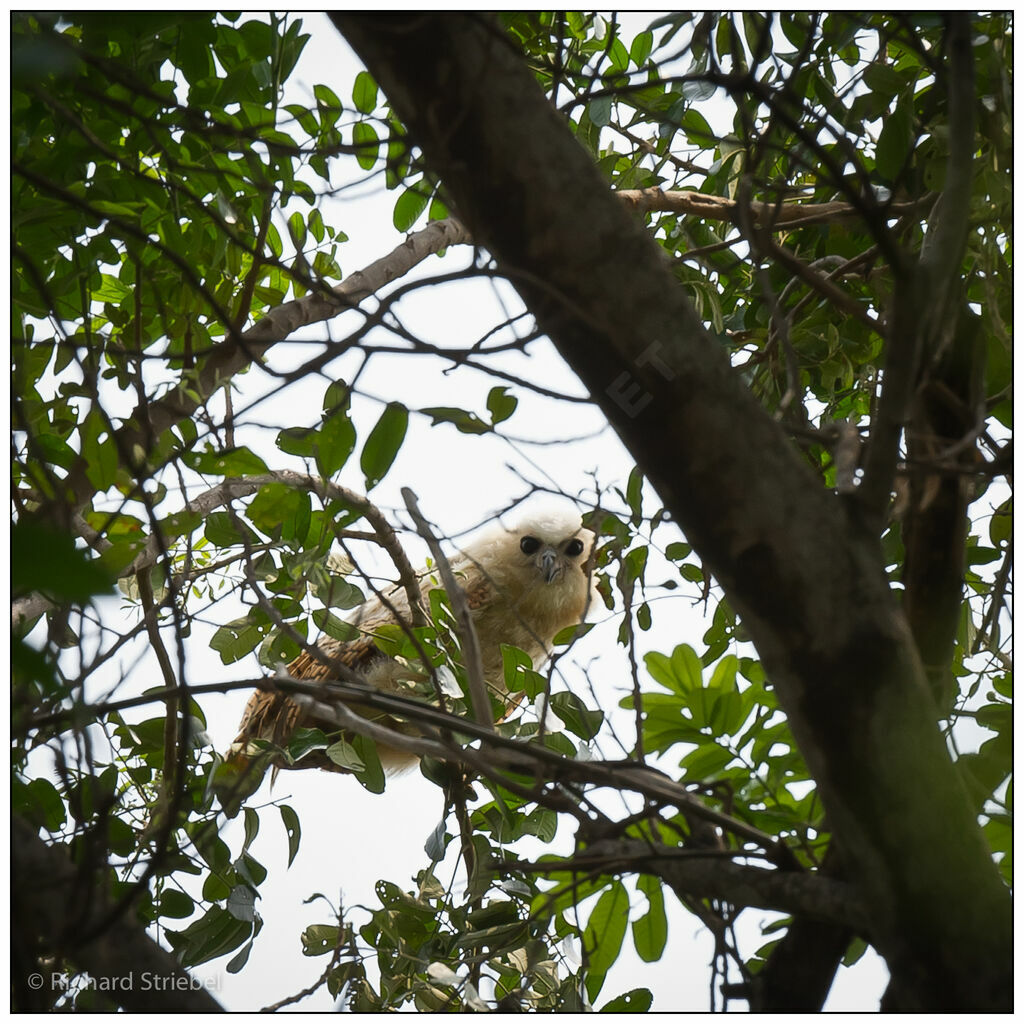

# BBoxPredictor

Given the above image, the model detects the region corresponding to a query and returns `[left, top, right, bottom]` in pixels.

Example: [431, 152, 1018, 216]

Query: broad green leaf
[584, 880, 630, 1000]
[157, 890, 196, 919]
[875, 93, 913, 180]
[277, 425, 318, 457]
[360, 402, 408, 489]
[313, 82, 341, 112]
[600, 988, 653, 1012]
[679, 741, 734, 780]
[184, 446, 269, 477]
[167, 906, 252, 968]
[549, 691, 604, 740]
[80, 408, 118, 490]
[353, 120, 379, 171]
[210, 616, 266, 664]
[349, 734, 386, 793]
[302, 923, 340, 956]
[11, 521, 112, 603]
[629, 30, 654, 67]
[632, 875, 667, 962]
[317, 410, 356, 478]
[241, 806, 260, 853]
[325, 738, 365, 772]
[393, 184, 430, 232]
[590, 94, 613, 127]
[312, 608, 361, 641]
[288, 726, 329, 763]
[227, 884, 256, 922]
[352, 70, 378, 113]
[14, 777, 66, 832]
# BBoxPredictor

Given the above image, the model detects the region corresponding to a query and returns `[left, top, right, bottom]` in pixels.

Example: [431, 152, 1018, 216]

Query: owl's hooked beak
[539, 546, 563, 584]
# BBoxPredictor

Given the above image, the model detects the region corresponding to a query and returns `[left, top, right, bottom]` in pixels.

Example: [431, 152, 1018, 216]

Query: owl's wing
[227, 632, 384, 758]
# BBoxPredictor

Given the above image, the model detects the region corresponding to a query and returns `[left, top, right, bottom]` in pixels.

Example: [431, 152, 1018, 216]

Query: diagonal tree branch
[47, 217, 471, 517]
[331, 12, 1009, 1010]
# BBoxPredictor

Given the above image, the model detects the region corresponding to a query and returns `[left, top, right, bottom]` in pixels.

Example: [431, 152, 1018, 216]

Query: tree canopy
[12, 11, 1011, 1012]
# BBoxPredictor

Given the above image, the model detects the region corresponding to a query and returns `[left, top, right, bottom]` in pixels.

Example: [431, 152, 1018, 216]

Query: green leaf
[600, 988, 653, 1012]
[316, 410, 357, 477]
[226, 939, 255, 974]
[590, 94, 612, 128]
[679, 741, 734, 780]
[80, 408, 119, 491]
[584, 880, 630, 1000]
[183, 445, 269, 477]
[302, 923, 340, 956]
[875, 94, 913, 180]
[227, 884, 256, 922]
[421, 405, 490, 434]
[644, 643, 702, 695]
[14, 777, 67, 831]
[204, 511, 261, 548]
[486, 386, 518, 425]
[210, 616, 266, 664]
[632, 875, 667, 962]
[288, 726, 329, 763]
[353, 120, 379, 171]
[157, 890, 196, 920]
[241, 806, 260, 854]
[349, 734, 386, 793]
[277, 425, 318, 457]
[626, 466, 643, 523]
[549, 691, 604, 740]
[671, 644, 703, 689]
[393, 183, 431, 232]
[360, 402, 408, 489]
[167, 906, 252, 968]
[325, 738, 365, 772]
[313, 82, 341, 112]
[11, 521, 112, 603]
[352, 70, 378, 113]
[280, 804, 301, 868]
[311, 608, 360, 642]
[630, 30, 654, 67]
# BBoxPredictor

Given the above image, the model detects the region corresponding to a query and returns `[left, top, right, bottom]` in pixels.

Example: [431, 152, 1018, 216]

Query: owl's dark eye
[520, 536, 541, 555]
[565, 538, 585, 557]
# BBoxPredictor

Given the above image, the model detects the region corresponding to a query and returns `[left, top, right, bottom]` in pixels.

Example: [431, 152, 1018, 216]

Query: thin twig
[401, 488, 494, 731]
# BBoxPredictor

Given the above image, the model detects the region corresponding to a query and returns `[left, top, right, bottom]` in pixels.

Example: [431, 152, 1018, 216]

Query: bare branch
[617, 186, 930, 230]
[401, 487, 494, 731]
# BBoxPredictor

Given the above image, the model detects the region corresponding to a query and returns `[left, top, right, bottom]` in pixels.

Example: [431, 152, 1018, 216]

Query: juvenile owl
[217, 510, 596, 804]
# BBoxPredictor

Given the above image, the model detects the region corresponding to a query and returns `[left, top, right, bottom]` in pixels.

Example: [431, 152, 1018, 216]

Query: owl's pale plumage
[217, 510, 596, 803]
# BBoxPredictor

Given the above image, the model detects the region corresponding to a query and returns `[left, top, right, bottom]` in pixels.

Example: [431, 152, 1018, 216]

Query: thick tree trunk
[332, 13, 1011, 1010]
